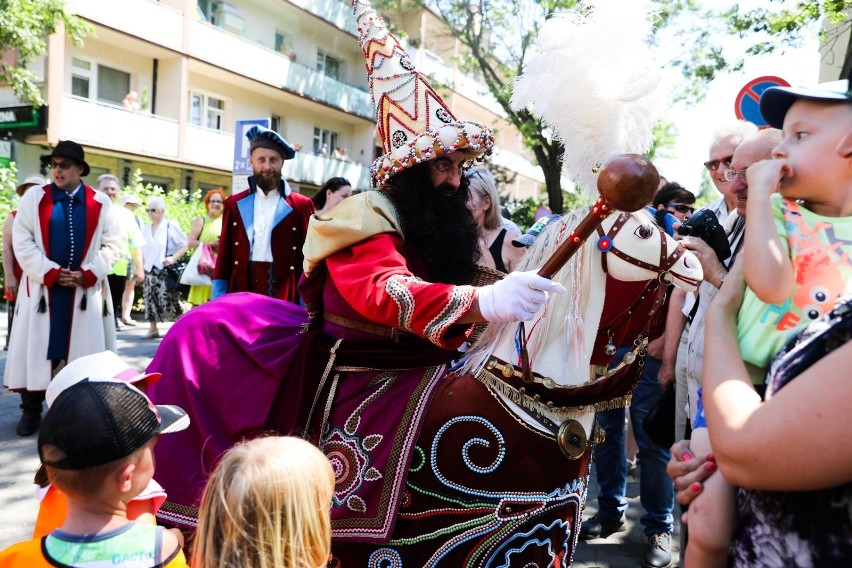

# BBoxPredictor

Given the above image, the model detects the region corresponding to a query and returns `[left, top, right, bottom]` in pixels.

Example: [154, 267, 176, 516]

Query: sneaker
[579, 513, 625, 540]
[143, 329, 161, 339]
[643, 532, 672, 568]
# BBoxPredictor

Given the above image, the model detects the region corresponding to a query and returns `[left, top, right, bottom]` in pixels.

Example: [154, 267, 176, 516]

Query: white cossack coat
[4, 183, 121, 391]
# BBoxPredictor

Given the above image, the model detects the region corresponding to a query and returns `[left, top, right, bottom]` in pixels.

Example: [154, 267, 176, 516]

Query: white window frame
[316, 51, 341, 81]
[71, 57, 92, 99]
[69, 57, 131, 106]
[189, 91, 227, 131]
[312, 127, 338, 155]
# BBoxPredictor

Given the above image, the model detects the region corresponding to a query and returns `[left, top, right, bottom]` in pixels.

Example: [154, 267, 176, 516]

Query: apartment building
[0, 0, 543, 199]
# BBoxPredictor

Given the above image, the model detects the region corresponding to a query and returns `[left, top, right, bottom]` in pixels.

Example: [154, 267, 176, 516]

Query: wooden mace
[537, 153, 660, 279]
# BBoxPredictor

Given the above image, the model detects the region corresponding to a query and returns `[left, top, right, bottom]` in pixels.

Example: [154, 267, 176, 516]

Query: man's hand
[666, 439, 717, 510]
[657, 359, 675, 389]
[5, 277, 18, 299]
[680, 236, 726, 288]
[646, 334, 664, 359]
[477, 270, 566, 322]
[58, 268, 84, 287]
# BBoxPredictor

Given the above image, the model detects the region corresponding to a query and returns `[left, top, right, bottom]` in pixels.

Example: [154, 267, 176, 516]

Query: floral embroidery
[323, 428, 383, 511]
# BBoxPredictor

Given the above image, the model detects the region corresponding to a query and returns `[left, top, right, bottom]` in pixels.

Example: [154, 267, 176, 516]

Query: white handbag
[180, 246, 212, 286]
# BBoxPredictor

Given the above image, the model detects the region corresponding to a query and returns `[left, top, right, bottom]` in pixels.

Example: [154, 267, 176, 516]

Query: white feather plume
[511, 1, 666, 194]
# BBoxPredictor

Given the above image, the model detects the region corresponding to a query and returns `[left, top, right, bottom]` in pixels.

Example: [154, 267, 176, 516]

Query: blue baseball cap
[759, 78, 850, 129]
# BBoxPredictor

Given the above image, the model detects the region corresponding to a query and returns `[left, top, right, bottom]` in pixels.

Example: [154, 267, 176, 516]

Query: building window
[313, 127, 338, 156]
[71, 58, 91, 98]
[70, 58, 130, 106]
[316, 52, 341, 81]
[270, 114, 281, 133]
[189, 92, 226, 131]
[97, 65, 130, 105]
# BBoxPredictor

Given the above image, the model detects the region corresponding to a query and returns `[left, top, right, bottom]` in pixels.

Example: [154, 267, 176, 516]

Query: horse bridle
[595, 212, 688, 282]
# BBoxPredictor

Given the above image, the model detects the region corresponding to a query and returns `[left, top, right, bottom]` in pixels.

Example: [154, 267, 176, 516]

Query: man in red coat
[211, 125, 314, 302]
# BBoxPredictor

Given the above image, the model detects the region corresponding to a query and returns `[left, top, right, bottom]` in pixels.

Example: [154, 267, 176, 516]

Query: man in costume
[211, 125, 314, 302]
[4, 140, 121, 436]
[147, 0, 564, 542]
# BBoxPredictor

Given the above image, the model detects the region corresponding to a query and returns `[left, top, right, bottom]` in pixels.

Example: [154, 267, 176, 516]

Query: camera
[677, 209, 731, 263]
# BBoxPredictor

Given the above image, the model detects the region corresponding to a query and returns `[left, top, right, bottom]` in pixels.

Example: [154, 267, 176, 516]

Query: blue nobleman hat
[246, 124, 296, 160]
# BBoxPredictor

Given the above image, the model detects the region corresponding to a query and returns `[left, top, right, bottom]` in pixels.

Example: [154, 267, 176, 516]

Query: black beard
[384, 164, 480, 285]
[254, 172, 280, 192]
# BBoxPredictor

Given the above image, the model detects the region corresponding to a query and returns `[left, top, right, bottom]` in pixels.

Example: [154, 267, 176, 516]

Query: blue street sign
[734, 76, 790, 127]
[233, 118, 270, 173]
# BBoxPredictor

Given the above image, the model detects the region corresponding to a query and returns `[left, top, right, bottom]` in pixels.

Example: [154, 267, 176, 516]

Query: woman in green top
[186, 189, 225, 306]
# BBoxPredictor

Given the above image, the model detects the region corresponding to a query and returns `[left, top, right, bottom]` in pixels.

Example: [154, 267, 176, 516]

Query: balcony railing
[288, 152, 371, 191]
[180, 124, 370, 188]
[188, 20, 373, 119]
[69, 0, 183, 52]
[184, 125, 235, 170]
[60, 96, 180, 159]
[288, 0, 359, 36]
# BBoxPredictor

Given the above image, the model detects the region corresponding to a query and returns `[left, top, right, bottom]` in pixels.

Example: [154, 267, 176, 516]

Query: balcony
[69, 0, 183, 52]
[288, 152, 370, 191]
[288, 0, 359, 36]
[60, 96, 180, 159]
[184, 125, 234, 170]
[188, 20, 373, 119]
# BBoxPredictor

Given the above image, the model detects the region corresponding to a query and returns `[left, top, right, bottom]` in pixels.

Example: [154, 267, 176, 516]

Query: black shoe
[579, 513, 625, 540]
[643, 532, 672, 568]
[16, 411, 41, 437]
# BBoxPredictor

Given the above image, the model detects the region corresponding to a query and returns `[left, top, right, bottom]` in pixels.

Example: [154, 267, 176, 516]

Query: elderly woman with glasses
[185, 189, 226, 306]
[141, 197, 188, 338]
[465, 167, 526, 273]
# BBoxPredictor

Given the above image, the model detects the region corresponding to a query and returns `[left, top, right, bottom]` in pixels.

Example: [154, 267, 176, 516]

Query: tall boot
[17, 391, 44, 436]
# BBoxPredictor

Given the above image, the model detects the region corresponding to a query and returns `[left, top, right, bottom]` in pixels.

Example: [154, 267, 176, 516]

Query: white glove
[477, 269, 566, 322]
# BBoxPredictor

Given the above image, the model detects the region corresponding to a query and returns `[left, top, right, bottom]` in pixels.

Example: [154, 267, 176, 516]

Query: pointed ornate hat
[352, 0, 494, 183]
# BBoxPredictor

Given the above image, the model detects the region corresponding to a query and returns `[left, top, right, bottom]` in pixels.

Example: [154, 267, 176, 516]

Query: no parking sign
[734, 76, 790, 127]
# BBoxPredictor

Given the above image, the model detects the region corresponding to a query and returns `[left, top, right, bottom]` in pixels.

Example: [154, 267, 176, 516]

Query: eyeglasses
[208, 200, 224, 204]
[703, 155, 733, 172]
[666, 203, 695, 214]
[146, 208, 160, 213]
[430, 158, 466, 175]
[723, 168, 747, 183]
[51, 161, 76, 170]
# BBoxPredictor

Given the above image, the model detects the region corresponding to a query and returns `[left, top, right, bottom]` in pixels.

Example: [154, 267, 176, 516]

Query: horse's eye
[634, 224, 653, 239]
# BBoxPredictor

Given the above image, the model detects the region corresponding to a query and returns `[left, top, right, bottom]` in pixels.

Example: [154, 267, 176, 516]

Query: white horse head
[464, 206, 702, 390]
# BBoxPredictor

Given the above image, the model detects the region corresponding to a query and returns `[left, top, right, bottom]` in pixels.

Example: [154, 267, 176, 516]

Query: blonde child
[0, 380, 191, 567]
[191, 436, 335, 568]
[686, 79, 852, 567]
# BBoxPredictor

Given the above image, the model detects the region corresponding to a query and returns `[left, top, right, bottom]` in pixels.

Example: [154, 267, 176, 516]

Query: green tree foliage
[123, 170, 205, 238]
[675, 0, 851, 94]
[0, 0, 92, 106]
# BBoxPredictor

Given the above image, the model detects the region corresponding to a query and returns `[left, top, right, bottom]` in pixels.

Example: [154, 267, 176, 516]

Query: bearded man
[211, 125, 314, 302]
[147, 0, 563, 537]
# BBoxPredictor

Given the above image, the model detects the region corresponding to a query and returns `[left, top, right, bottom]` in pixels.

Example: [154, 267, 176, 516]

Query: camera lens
[677, 224, 693, 236]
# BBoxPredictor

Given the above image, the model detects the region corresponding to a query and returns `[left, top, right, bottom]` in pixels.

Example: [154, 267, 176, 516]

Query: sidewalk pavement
[0, 310, 681, 566]
[0, 314, 173, 549]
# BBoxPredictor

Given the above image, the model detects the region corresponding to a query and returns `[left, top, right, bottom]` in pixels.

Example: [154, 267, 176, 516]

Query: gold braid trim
[304, 339, 343, 438]
[473, 367, 633, 420]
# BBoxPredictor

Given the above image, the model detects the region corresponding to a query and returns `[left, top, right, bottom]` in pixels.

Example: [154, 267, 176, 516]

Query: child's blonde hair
[192, 436, 335, 568]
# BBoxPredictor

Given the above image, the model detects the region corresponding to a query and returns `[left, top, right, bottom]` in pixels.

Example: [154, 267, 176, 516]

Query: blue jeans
[592, 347, 674, 536]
